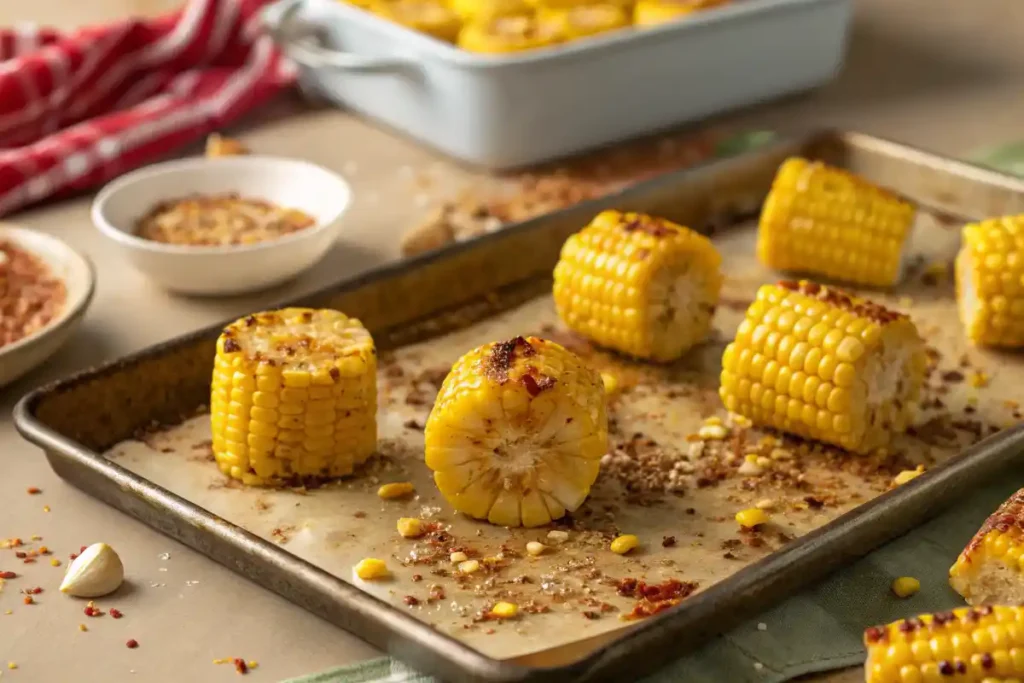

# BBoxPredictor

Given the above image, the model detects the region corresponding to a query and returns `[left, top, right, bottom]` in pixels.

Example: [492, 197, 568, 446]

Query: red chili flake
[14, 552, 26, 559]
[233, 658, 248, 674]
[28, 587, 42, 595]
[26, 487, 41, 495]
[83, 606, 104, 617]
[0, 571, 15, 579]
[22, 596, 33, 605]
[69, 553, 78, 560]
[126, 639, 139, 649]
[22, 558, 35, 564]
[109, 608, 123, 619]
[403, 596, 420, 607]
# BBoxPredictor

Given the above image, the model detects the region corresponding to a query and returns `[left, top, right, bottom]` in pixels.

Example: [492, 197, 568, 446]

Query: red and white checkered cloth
[0, 0, 296, 216]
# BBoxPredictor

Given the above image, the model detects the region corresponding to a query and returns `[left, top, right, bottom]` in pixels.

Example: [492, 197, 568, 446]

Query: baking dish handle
[269, 0, 413, 73]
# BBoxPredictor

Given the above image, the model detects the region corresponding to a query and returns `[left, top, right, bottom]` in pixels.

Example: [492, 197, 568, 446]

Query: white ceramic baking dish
[265, 0, 852, 170]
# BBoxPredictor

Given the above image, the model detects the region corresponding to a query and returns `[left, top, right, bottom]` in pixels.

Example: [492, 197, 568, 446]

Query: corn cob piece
[210, 308, 377, 486]
[370, 1, 463, 42]
[448, 0, 531, 20]
[634, 0, 730, 26]
[957, 214, 1024, 348]
[458, 15, 562, 53]
[950, 488, 1024, 606]
[720, 280, 926, 454]
[538, 4, 632, 39]
[757, 157, 916, 288]
[424, 336, 607, 527]
[553, 210, 723, 362]
[863, 606, 1024, 682]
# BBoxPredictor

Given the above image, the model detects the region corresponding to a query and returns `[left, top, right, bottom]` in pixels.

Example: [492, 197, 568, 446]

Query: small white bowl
[0, 225, 95, 388]
[91, 156, 352, 296]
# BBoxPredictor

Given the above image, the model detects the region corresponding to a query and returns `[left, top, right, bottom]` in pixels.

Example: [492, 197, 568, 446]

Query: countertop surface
[1, 1, 1022, 682]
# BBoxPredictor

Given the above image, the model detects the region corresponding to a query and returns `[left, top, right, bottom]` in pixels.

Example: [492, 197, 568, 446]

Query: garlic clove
[60, 543, 125, 598]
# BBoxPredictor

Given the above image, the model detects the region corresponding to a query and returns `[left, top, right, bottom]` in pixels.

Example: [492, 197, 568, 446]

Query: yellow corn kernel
[370, 1, 462, 43]
[537, 4, 630, 40]
[757, 158, 916, 288]
[736, 508, 769, 528]
[425, 336, 607, 528]
[397, 518, 425, 539]
[958, 215, 1024, 347]
[863, 606, 1024, 682]
[353, 558, 390, 581]
[892, 465, 925, 487]
[449, 0, 530, 20]
[634, 0, 731, 26]
[450, 551, 468, 563]
[458, 559, 481, 574]
[720, 280, 926, 455]
[971, 370, 991, 388]
[610, 534, 639, 554]
[489, 601, 519, 619]
[600, 372, 619, 396]
[891, 576, 920, 598]
[458, 15, 562, 53]
[378, 482, 416, 500]
[526, 541, 547, 556]
[553, 210, 723, 362]
[210, 308, 377, 486]
[950, 488, 1024, 605]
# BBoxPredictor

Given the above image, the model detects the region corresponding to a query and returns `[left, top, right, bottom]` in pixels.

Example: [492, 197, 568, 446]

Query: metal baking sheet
[15, 131, 1024, 683]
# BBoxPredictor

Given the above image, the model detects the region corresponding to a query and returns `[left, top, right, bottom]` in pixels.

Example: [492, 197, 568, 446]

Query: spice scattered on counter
[25, 487, 40, 495]
[0, 240, 67, 349]
[109, 608, 123, 619]
[135, 194, 316, 247]
[125, 639, 139, 649]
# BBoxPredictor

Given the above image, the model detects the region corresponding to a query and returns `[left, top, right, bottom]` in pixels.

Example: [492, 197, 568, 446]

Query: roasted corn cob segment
[957, 215, 1024, 348]
[424, 336, 607, 527]
[553, 210, 723, 362]
[538, 4, 632, 39]
[449, 0, 531, 20]
[950, 488, 1024, 605]
[757, 157, 916, 288]
[720, 280, 926, 454]
[864, 606, 1024, 682]
[210, 308, 377, 486]
[458, 14, 562, 52]
[634, 0, 730, 26]
[370, 1, 463, 42]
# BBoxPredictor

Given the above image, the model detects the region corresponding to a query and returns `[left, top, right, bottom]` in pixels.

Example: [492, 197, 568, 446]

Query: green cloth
[283, 138, 1024, 683]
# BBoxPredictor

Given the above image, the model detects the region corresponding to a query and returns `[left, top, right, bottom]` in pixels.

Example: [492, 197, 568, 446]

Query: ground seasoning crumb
[26, 487, 41, 495]
[110, 608, 124, 619]
[0, 572, 16, 580]
[126, 639, 139, 649]
[233, 658, 248, 674]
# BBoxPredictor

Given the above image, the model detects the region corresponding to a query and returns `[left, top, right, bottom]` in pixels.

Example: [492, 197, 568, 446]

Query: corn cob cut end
[757, 157, 916, 289]
[553, 210, 723, 362]
[211, 308, 377, 486]
[720, 280, 926, 454]
[950, 488, 1024, 606]
[425, 336, 607, 528]
[863, 606, 1024, 682]
[957, 215, 1024, 348]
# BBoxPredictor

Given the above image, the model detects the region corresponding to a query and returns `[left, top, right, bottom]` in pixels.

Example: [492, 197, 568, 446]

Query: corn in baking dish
[950, 488, 1024, 606]
[757, 157, 916, 288]
[424, 336, 607, 527]
[720, 280, 927, 454]
[957, 214, 1024, 348]
[863, 606, 1024, 682]
[553, 210, 723, 362]
[634, 0, 731, 26]
[210, 308, 377, 486]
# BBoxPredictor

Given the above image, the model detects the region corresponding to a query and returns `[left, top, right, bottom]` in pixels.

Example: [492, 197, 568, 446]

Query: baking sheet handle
[266, 0, 415, 73]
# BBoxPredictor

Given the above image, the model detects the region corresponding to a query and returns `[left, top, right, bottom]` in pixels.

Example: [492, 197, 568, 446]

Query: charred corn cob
[424, 336, 607, 527]
[537, 4, 631, 39]
[757, 157, 916, 288]
[210, 308, 377, 486]
[957, 215, 1024, 348]
[950, 488, 1024, 606]
[864, 606, 1024, 682]
[553, 210, 723, 362]
[458, 15, 562, 52]
[449, 0, 531, 20]
[370, 1, 462, 42]
[634, 0, 730, 26]
[720, 280, 926, 454]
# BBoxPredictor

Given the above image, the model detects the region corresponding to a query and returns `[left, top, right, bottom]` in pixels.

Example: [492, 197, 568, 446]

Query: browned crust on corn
[964, 488, 1024, 558]
[777, 280, 907, 324]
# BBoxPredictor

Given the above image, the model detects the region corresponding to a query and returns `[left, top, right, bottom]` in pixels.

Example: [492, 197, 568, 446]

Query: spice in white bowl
[0, 239, 67, 349]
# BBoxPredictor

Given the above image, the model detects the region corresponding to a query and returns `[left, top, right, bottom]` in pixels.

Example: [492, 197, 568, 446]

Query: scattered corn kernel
[353, 558, 390, 581]
[525, 541, 546, 557]
[610, 534, 640, 555]
[50, 558, 61, 567]
[489, 601, 518, 619]
[703, 416, 723, 427]
[78, 624, 87, 632]
[248, 661, 258, 670]
[755, 498, 777, 511]
[892, 465, 925, 487]
[450, 551, 468, 563]
[737, 455, 764, 476]
[891, 576, 920, 598]
[698, 424, 728, 440]
[736, 508, 770, 528]
[378, 482, 415, 500]
[396, 518, 425, 539]
[7, 663, 15, 670]
[728, 413, 752, 429]
[458, 560, 481, 574]
[600, 372, 619, 395]
[970, 371, 991, 388]
[547, 530, 570, 544]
